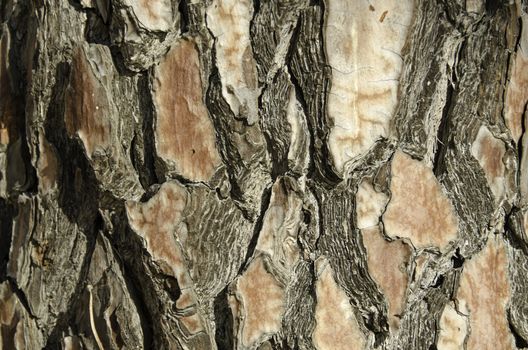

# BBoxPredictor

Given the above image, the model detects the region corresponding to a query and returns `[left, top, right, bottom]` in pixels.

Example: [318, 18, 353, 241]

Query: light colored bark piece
[471, 125, 506, 200]
[286, 87, 310, 173]
[356, 178, 388, 230]
[61, 336, 83, 350]
[437, 302, 468, 350]
[207, 0, 259, 123]
[361, 227, 411, 331]
[457, 235, 514, 350]
[153, 39, 222, 181]
[126, 181, 189, 284]
[126, 0, 173, 32]
[126, 181, 205, 335]
[505, 9, 528, 144]
[325, 0, 414, 171]
[255, 178, 303, 268]
[231, 256, 285, 348]
[313, 257, 366, 350]
[465, 0, 484, 13]
[37, 134, 59, 194]
[383, 150, 458, 248]
[64, 46, 111, 158]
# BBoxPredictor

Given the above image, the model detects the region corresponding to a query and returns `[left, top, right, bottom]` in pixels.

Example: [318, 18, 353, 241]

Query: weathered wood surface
[1, 0, 527, 349]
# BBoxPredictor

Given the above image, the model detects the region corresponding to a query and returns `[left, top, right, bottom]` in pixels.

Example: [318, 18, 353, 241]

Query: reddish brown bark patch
[361, 227, 411, 330]
[153, 39, 221, 182]
[505, 51, 528, 144]
[383, 150, 458, 248]
[0, 28, 22, 144]
[64, 46, 111, 158]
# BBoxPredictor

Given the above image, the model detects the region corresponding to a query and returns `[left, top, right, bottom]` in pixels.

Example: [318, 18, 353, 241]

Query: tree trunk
[1, 0, 527, 349]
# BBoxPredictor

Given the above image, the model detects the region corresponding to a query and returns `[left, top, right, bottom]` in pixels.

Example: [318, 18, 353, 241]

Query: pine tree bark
[1, 0, 527, 349]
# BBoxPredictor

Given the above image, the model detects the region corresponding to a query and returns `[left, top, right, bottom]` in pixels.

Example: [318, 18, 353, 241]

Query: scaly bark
[1, 0, 527, 349]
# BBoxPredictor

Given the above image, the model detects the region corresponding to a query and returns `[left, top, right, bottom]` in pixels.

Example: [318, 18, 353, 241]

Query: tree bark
[0, 0, 527, 349]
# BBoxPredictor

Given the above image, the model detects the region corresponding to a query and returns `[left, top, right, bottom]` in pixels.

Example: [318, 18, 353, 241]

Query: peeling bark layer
[1, 0, 527, 349]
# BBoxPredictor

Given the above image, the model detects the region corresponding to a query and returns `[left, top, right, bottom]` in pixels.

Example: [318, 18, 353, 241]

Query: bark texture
[0, 0, 527, 349]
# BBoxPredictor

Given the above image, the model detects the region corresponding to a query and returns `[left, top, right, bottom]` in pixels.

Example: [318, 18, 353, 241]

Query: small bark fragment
[471, 125, 506, 200]
[126, 0, 173, 31]
[356, 178, 388, 230]
[383, 150, 458, 248]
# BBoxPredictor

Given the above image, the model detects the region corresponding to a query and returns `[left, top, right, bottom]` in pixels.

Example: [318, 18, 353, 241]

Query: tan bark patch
[437, 302, 468, 350]
[153, 39, 221, 182]
[361, 227, 411, 331]
[457, 236, 514, 350]
[126, 181, 188, 281]
[383, 150, 458, 248]
[64, 46, 111, 158]
[325, 0, 414, 171]
[126, 0, 173, 32]
[471, 125, 506, 200]
[313, 258, 366, 350]
[232, 257, 285, 348]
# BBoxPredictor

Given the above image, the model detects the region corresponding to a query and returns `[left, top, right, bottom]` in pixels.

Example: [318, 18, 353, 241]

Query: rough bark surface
[0, 0, 527, 349]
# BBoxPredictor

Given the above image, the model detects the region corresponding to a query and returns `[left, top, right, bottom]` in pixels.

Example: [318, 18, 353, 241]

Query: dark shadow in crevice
[0, 198, 15, 282]
[134, 72, 159, 188]
[213, 286, 234, 350]
[42, 61, 105, 347]
[508, 310, 528, 348]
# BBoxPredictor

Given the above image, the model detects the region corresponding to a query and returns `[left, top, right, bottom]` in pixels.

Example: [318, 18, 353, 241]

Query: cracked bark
[1, 0, 527, 349]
